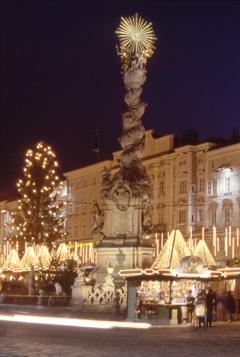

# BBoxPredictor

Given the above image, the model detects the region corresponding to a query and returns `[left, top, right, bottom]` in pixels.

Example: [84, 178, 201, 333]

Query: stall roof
[119, 266, 240, 282]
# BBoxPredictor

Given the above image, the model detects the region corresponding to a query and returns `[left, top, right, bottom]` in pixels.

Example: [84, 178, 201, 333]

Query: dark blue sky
[1, 1, 240, 197]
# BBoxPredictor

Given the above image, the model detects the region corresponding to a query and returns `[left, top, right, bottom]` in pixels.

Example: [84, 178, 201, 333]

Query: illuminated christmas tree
[9, 142, 65, 252]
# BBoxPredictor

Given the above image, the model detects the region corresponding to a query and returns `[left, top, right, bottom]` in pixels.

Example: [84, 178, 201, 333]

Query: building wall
[1, 130, 240, 265]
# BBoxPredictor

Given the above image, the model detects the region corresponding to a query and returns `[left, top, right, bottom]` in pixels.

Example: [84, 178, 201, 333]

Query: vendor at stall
[186, 289, 195, 324]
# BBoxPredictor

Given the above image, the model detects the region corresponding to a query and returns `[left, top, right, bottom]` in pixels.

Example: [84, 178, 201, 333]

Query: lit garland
[9, 141, 65, 251]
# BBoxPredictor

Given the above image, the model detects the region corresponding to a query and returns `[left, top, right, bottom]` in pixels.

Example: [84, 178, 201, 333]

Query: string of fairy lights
[8, 142, 66, 246]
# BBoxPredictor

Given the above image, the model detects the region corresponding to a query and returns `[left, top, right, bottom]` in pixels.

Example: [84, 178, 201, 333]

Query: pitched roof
[152, 229, 191, 269]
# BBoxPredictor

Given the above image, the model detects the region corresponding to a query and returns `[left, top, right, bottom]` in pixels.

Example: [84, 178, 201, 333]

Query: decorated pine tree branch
[8, 142, 66, 253]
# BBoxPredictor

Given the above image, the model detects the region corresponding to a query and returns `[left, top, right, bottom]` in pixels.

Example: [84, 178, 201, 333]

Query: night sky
[1, 1, 240, 198]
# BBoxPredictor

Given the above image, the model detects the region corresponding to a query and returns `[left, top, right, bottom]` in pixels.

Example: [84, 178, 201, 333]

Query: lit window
[159, 180, 164, 194]
[180, 180, 186, 194]
[199, 209, 204, 222]
[207, 180, 217, 195]
[199, 178, 204, 192]
[225, 177, 230, 193]
[224, 208, 230, 223]
[179, 210, 186, 223]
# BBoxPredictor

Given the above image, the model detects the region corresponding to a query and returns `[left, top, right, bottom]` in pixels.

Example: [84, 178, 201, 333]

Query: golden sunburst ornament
[115, 13, 157, 55]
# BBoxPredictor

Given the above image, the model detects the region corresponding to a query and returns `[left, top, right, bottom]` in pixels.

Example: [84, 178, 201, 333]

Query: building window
[68, 226, 72, 239]
[225, 177, 230, 193]
[159, 180, 164, 194]
[211, 209, 216, 225]
[69, 203, 73, 213]
[179, 159, 186, 167]
[82, 223, 86, 236]
[159, 212, 164, 225]
[224, 207, 230, 223]
[179, 180, 186, 194]
[84, 178, 87, 187]
[208, 180, 217, 195]
[198, 157, 203, 164]
[69, 183, 73, 191]
[93, 176, 96, 185]
[179, 210, 186, 223]
[74, 225, 79, 238]
[199, 178, 204, 192]
[75, 203, 79, 212]
[199, 209, 204, 222]
[76, 181, 80, 189]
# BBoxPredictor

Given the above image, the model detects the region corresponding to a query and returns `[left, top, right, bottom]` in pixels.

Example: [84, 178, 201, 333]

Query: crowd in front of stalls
[135, 278, 238, 326]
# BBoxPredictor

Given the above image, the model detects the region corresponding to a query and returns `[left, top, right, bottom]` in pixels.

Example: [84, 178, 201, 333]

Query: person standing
[226, 290, 236, 322]
[206, 288, 214, 327]
[218, 291, 227, 321]
[196, 289, 206, 328]
[186, 289, 195, 324]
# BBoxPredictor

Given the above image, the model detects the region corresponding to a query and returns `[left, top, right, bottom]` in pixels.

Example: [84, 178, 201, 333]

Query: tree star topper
[116, 13, 157, 70]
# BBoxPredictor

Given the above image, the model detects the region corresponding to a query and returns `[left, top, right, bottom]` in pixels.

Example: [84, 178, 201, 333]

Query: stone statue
[91, 201, 104, 241]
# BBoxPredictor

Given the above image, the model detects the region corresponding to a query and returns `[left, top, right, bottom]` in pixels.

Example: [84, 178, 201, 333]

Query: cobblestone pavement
[0, 319, 240, 357]
[0, 305, 240, 357]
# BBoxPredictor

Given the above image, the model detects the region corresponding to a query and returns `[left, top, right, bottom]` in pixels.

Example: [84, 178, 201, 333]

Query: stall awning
[118, 266, 238, 282]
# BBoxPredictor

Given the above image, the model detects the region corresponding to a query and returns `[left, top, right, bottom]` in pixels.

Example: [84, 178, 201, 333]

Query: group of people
[38, 280, 66, 306]
[186, 288, 236, 327]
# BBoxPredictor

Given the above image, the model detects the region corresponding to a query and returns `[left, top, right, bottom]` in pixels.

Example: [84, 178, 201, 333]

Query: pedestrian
[196, 289, 206, 328]
[1, 278, 8, 294]
[218, 291, 227, 321]
[206, 288, 214, 327]
[45, 280, 56, 306]
[186, 289, 195, 324]
[225, 290, 236, 322]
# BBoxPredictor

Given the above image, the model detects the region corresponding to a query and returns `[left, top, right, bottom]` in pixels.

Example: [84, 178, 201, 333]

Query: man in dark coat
[226, 291, 236, 322]
[206, 288, 214, 327]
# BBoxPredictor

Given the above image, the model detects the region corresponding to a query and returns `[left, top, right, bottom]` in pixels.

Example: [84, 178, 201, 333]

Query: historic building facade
[1, 129, 240, 265]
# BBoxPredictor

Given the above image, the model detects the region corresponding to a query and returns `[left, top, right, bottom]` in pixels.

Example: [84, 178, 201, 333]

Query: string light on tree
[9, 141, 66, 253]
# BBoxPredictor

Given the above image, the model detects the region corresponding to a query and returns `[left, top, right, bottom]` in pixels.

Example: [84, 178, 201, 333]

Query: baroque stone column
[93, 14, 157, 244]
